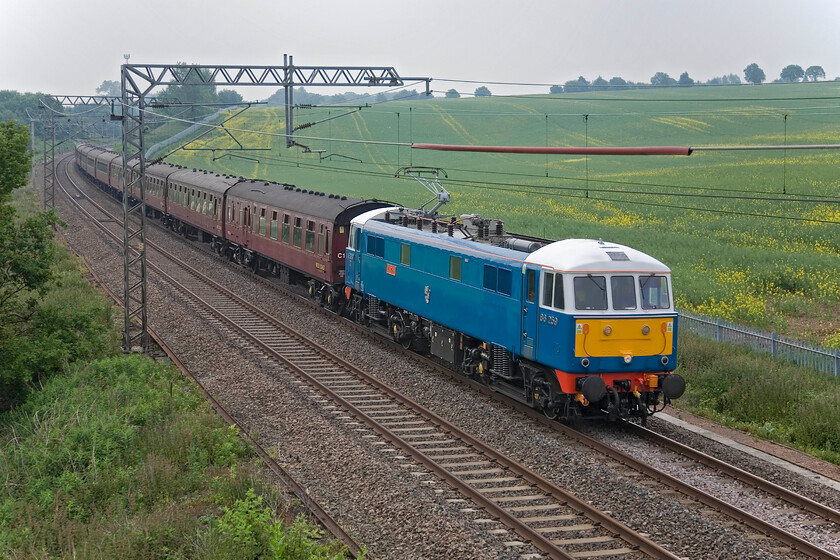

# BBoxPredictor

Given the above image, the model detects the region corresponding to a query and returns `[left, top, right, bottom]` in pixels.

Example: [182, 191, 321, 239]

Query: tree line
[546, 63, 827, 94]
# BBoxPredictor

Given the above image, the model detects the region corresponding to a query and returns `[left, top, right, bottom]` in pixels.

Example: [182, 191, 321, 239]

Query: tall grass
[0, 355, 350, 559]
[677, 332, 840, 464]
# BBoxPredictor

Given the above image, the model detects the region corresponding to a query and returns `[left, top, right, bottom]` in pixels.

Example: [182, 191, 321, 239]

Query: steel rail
[55, 154, 365, 558]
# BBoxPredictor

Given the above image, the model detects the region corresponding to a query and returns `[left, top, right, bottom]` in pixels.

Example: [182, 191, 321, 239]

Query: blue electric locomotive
[344, 206, 684, 422]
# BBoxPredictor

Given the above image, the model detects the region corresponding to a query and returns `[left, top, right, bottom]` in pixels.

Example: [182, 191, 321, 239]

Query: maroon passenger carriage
[74, 143, 390, 307]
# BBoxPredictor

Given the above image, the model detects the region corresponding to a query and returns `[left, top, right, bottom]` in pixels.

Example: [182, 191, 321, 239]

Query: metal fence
[678, 309, 840, 376]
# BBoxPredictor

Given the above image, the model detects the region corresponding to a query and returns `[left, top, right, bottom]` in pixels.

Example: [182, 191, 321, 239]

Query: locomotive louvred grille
[492, 344, 512, 377]
[606, 251, 629, 261]
[367, 296, 381, 316]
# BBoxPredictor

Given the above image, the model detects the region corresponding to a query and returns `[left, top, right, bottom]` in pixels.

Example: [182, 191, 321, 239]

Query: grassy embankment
[159, 83, 840, 463]
[0, 189, 352, 558]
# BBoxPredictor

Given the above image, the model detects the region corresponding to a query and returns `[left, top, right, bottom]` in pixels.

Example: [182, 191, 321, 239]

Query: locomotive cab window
[574, 275, 607, 310]
[640, 275, 670, 310]
[541, 271, 564, 310]
[611, 276, 637, 310]
[348, 225, 357, 250]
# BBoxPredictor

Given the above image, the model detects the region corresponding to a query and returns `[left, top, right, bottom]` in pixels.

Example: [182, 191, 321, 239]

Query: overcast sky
[2, 0, 839, 98]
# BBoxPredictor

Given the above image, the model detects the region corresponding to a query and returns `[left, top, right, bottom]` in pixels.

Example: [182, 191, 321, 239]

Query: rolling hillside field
[160, 82, 840, 345]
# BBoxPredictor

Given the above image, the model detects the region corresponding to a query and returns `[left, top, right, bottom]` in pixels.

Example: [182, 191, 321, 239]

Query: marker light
[624, 354, 632, 364]
[641, 325, 650, 335]
[603, 325, 612, 336]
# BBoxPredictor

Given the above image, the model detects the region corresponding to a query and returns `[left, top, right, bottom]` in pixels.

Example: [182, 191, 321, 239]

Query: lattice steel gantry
[118, 57, 430, 353]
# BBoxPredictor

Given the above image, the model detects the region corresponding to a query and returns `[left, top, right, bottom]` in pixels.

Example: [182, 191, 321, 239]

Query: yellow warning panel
[575, 317, 674, 358]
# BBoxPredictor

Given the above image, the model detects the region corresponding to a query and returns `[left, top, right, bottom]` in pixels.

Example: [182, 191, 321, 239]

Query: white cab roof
[525, 239, 670, 274]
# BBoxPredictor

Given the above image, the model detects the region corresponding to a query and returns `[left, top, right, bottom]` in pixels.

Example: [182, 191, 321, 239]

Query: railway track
[364, 325, 840, 559]
[58, 153, 840, 559]
[57, 155, 683, 559]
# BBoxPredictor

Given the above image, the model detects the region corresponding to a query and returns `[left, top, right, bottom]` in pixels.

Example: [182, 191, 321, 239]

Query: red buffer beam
[410, 143, 693, 156]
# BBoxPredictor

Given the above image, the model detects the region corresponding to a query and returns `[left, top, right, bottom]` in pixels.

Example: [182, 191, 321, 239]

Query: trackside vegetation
[0, 120, 353, 559]
[677, 332, 840, 465]
[0, 356, 350, 559]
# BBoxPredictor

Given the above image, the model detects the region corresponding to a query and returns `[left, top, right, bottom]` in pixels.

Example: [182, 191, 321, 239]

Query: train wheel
[542, 404, 559, 421]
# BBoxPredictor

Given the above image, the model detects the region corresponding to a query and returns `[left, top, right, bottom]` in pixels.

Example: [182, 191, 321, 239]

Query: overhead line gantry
[117, 56, 431, 353]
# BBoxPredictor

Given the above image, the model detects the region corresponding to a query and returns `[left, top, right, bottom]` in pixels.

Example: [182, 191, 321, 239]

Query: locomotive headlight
[641, 325, 650, 335]
[581, 358, 590, 368]
[603, 325, 612, 336]
[623, 354, 632, 364]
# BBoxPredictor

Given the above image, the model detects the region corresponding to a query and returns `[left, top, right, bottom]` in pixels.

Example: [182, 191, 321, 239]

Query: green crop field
[160, 82, 840, 346]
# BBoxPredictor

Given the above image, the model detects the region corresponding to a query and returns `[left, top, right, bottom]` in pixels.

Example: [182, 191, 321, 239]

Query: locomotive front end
[525, 239, 684, 421]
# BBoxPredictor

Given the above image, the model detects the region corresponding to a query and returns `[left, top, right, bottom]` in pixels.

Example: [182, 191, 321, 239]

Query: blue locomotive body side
[348, 220, 526, 355]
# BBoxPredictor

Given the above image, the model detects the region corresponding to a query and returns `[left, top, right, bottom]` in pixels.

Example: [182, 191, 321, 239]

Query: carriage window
[270, 211, 278, 239]
[611, 276, 637, 310]
[305, 220, 315, 252]
[401, 244, 411, 265]
[449, 256, 462, 281]
[574, 275, 607, 310]
[259, 208, 266, 235]
[640, 275, 670, 310]
[318, 224, 325, 254]
[282, 214, 290, 243]
[325, 230, 330, 254]
[293, 217, 302, 247]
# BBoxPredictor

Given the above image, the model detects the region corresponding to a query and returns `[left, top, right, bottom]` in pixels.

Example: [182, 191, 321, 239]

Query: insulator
[402, 215, 408, 227]
[385, 211, 390, 222]
[431, 221, 437, 233]
[448, 223, 454, 236]
[496, 220, 504, 235]
[416, 218, 422, 230]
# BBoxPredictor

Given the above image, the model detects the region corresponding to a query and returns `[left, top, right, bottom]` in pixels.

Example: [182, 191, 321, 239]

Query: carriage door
[521, 266, 539, 360]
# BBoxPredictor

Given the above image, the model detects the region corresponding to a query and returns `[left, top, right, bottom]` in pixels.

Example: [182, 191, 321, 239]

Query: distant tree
[564, 76, 590, 93]
[743, 63, 765, 84]
[96, 80, 121, 97]
[706, 74, 741, 85]
[549, 85, 563, 94]
[650, 72, 676, 86]
[445, 89, 461, 98]
[474, 86, 491, 97]
[678, 72, 694, 86]
[217, 89, 243, 105]
[591, 76, 609, 91]
[779, 64, 805, 82]
[804, 65, 826, 82]
[608, 77, 628, 89]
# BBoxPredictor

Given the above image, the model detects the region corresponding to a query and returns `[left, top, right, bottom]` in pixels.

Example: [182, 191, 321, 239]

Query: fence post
[835, 349, 839, 377]
[770, 332, 777, 357]
[716, 318, 722, 342]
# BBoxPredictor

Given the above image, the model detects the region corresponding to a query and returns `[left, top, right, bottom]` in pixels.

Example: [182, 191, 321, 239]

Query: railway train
[75, 143, 685, 423]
